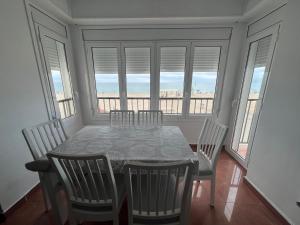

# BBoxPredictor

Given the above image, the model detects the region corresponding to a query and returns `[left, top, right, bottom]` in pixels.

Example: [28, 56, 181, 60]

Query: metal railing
[240, 98, 258, 143]
[57, 98, 75, 119]
[97, 96, 214, 115]
[189, 97, 214, 114]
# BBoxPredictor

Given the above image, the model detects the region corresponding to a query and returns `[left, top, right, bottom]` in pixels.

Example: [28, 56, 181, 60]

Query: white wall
[70, 0, 243, 19]
[245, 1, 300, 224]
[0, 0, 48, 211]
[0, 0, 82, 211]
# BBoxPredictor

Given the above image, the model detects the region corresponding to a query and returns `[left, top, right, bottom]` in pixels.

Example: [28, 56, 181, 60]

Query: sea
[52, 68, 265, 94]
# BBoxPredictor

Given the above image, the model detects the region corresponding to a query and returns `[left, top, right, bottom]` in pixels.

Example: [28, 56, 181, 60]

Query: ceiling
[31, 0, 287, 25]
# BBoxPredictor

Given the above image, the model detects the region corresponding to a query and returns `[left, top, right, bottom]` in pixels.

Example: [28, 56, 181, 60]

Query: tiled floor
[2, 151, 287, 225]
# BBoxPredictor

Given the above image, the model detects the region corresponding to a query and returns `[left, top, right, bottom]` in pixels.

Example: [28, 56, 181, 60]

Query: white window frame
[38, 26, 77, 120]
[121, 41, 155, 110]
[86, 40, 229, 121]
[187, 40, 229, 118]
[156, 41, 191, 118]
[86, 41, 122, 116]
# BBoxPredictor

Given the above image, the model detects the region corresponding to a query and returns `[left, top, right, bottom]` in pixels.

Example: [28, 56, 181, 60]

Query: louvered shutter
[160, 47, 186, 72]
[193, 47, 221, 72]
[254, 35, 272, 68]
[92, 47, 118, 74]
[43, 37, 60, 71]
[125, 48, 150, 74]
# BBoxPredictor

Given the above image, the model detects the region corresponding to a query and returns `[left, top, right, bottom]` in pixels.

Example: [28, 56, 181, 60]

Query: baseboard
[4, 182, 41, 216]
[244, 176, 293, 225]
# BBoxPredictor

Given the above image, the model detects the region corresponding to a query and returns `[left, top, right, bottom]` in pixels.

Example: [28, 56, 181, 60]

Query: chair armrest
[25, 159, 51, 172]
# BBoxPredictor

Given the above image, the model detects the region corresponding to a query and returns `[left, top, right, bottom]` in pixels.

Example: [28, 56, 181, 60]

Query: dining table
[26, 125, 209, 225]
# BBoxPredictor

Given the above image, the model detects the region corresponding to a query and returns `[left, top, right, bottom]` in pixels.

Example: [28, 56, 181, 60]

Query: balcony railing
[240, 98, 258, 143]
[57, 97, 75, 119]
[97, 97, 214, 115]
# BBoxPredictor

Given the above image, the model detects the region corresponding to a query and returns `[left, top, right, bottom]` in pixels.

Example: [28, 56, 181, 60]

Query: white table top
[53, 126, 199, 171]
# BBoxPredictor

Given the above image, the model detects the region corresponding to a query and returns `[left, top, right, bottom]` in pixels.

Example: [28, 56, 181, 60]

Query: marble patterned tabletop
[52, 126, 200, 171]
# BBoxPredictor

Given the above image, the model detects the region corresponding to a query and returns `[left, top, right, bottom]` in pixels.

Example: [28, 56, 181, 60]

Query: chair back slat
[109, 110, 135, 127]
[23, 119, 67, 160]
[125, 161, 194, 225]
[138, 110, 163, 126]
[47, 153, 118, 210]
[197, 118, 228, 169]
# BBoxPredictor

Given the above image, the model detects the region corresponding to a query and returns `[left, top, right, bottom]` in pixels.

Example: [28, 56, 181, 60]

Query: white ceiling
[31, 0, 287, 25]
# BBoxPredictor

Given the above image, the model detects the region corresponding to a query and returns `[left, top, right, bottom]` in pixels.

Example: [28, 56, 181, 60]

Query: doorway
[231, 26, 279, 167]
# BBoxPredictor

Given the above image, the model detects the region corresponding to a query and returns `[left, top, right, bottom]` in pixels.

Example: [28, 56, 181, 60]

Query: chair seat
[193, 152, 213, 176]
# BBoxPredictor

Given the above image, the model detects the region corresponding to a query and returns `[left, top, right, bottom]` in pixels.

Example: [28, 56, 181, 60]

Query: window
[159, 47, 186, 114]
[125, 47, 151, 111]
[42, 36, 75, 119]
[92, 47, 120, 113]
[87, 41, 227, 118]
[189, 47, 221, 114]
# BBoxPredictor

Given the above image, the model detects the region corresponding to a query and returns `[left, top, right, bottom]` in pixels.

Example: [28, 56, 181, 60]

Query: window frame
[86, 41, 122, 116]
[121, 41, 155, 111]
[187, 40, 229, 117]
[156, 41, 191, 118]
[38, 26, 77, 120]
[86, 40, 229, 121]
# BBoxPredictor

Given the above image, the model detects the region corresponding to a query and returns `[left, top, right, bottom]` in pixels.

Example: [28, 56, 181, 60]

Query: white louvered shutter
[193, 47, 221, 73]
[254, 35, 272, 68]
[92, 47, 118, 74]
[160, 47, 186, 72]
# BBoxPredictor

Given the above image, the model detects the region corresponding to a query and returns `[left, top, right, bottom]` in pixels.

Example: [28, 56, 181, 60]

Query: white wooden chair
[22, 119, 68, 225]
[137, 110, 163, 126]
[124, 161, 195, 225]
[194, 118, 228, 206]
[109, 110, 135, 127]
[47, 152, 126, 225]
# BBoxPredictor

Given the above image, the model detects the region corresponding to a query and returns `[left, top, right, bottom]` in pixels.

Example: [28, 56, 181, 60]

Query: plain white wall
[0, 0, 82, 211]
[0, 0, 48, 211]
[245, 1, 300, 224]
[70, 0, 243, 19]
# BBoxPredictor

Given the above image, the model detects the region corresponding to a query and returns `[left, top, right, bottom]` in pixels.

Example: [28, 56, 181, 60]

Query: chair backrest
[124, 161, 194, 225]
[137, 110, 163, 126]
[197, 118, 228, 170]
[22, 119, 67, 160]
[47, 153, 119, 212]
[109, 110, 135, 127]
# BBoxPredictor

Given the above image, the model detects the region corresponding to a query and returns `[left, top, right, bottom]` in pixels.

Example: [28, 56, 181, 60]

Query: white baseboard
[244, 176, 294, 225]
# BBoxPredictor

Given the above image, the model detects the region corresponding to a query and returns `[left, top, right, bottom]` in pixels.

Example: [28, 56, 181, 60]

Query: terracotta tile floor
[2, 151, 287, 225]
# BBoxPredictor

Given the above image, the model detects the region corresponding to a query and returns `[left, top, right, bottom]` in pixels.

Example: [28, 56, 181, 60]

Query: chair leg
[42, 174, 64, 225]
[210, 176, 216, 207]
[39, 174, 50, 211]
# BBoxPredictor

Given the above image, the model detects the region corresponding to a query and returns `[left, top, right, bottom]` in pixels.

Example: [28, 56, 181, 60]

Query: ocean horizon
[52, 68, 265, 95]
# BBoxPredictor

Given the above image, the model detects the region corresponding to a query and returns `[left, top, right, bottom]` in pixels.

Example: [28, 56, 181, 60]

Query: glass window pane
[159, 47, 186, 114]
[125, 47, 150, 111]
[190, 47, 220, 114]
[43, 37, 75, 119]
[92, 47, 120, 113]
